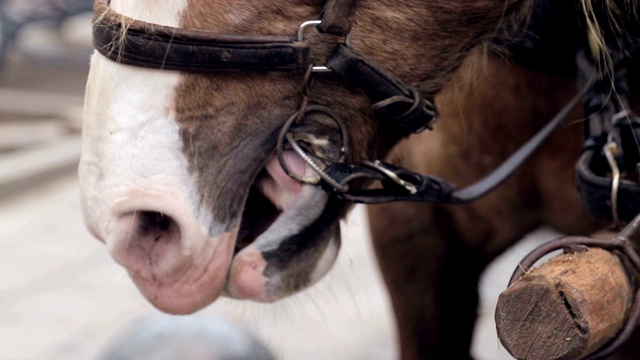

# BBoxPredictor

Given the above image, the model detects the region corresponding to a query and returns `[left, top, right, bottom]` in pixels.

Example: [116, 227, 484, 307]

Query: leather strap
[93, 0, 435, 137]
[452, 90, 583, 202]
[321, 91, 583, 204]
[577, 150, 640, 223]
[327, 44, 438, 136]
[93, 0, 310, 72]
[318, 0, 359, 36]
[575, 48, 640, 223]
[322, 162, 456, 204]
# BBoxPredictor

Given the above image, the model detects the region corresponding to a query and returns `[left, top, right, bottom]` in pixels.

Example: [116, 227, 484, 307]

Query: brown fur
[369, 50, 610, 359]
[175, 0, 527, 222]
[168, 0, 640, 358]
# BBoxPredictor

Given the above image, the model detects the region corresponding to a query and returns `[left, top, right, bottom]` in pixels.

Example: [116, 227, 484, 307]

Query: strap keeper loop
[371, 87, 438, 134]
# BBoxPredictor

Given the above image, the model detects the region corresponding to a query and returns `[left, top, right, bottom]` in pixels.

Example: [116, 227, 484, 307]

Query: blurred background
[0, 1, 558, 359]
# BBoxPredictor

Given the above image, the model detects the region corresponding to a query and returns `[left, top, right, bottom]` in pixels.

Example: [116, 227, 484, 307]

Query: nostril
[110, 209, 183, 257]
[108, 209, 189, 282]
[138, 211, 178, 242]
[158, 215, 171, 232]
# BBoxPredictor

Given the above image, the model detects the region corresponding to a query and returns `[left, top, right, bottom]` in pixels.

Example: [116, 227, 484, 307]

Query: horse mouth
[233, 118, 347, 256]
[98, 125, 343, 311]
[227, 147, 341, 302]
[236, 150, 306, 254]
[236, 178, 281, 254]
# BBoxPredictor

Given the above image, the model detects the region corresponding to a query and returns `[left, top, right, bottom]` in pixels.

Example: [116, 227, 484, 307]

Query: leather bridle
[93, 0, 436, 140]
[92, 0, 446, 203]
[91, 0, 635, 216]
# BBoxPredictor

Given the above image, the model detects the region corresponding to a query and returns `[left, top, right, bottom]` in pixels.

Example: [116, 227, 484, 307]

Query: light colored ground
[0, 14, 563, 360]
[0, 171, 563, 360]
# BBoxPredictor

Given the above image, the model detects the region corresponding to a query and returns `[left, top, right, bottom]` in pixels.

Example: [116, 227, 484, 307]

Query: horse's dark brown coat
[174, 0, 527, 224]
[170, 0, 640, 359]
[370, 52, 609, 358]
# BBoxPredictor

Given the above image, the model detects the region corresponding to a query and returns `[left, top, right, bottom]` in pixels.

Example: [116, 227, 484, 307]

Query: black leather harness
[92, 0, 640, 223]
[93, 0, 435, 136]
[577, 49, 640, 224]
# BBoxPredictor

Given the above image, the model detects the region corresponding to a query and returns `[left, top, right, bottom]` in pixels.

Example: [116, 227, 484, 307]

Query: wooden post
[495, 248, 632, 360]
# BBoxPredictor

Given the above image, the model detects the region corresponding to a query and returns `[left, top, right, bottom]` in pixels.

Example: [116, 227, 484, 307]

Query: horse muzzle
[91, 189, 236, 314]
[80, 147, 341, 313]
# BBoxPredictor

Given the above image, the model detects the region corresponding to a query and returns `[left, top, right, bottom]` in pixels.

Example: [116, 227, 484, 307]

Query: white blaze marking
[109, 0, 188, 26]
[80, 0, 227, 256]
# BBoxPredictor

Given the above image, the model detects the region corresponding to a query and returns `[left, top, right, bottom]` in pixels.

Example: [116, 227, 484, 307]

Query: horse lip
[235, 150, 313, 254]
[226, 151, 339, 301]
[234, 120, 344, 255]
[228, 186, 341, 301]
[127, 229, 237, 314]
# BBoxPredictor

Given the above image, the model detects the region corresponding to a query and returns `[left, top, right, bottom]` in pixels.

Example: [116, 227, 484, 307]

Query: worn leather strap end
[326, 44, 437, 135]
[371, 89, 438, 134]
[576, 150, 640, 223]
[318, 0, 359, 36]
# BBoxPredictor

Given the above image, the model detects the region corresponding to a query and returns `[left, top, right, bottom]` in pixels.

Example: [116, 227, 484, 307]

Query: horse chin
[127, 230, 236, 314]
[226, 151, 341, 302]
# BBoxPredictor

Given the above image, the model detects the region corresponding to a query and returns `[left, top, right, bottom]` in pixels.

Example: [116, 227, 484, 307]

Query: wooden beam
[496, 248, 632, 359]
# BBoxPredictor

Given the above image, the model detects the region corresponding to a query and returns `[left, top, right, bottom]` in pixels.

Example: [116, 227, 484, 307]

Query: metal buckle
[297, 19, 353, 73]
[297, 20, 331, 73]
[363, 160, 418, 194]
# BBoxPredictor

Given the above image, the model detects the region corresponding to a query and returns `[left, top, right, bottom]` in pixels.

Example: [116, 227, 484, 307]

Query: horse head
[79, 0, 526, 314]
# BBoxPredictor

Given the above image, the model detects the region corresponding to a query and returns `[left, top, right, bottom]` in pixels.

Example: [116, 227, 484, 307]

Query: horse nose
[123, 211, 179, 252]
[107, 208, 189, 281]
[101, 196, 236, 314]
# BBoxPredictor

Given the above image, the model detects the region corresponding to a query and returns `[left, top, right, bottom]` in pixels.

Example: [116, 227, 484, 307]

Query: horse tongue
[260, 151, 308, 210]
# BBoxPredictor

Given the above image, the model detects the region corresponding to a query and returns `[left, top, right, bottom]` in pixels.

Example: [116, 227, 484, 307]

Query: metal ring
[276, 104, 350, 191]
[287, 132, 348, 192]
[311, 65, 332, 73]
[611, 110, 633, 126]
